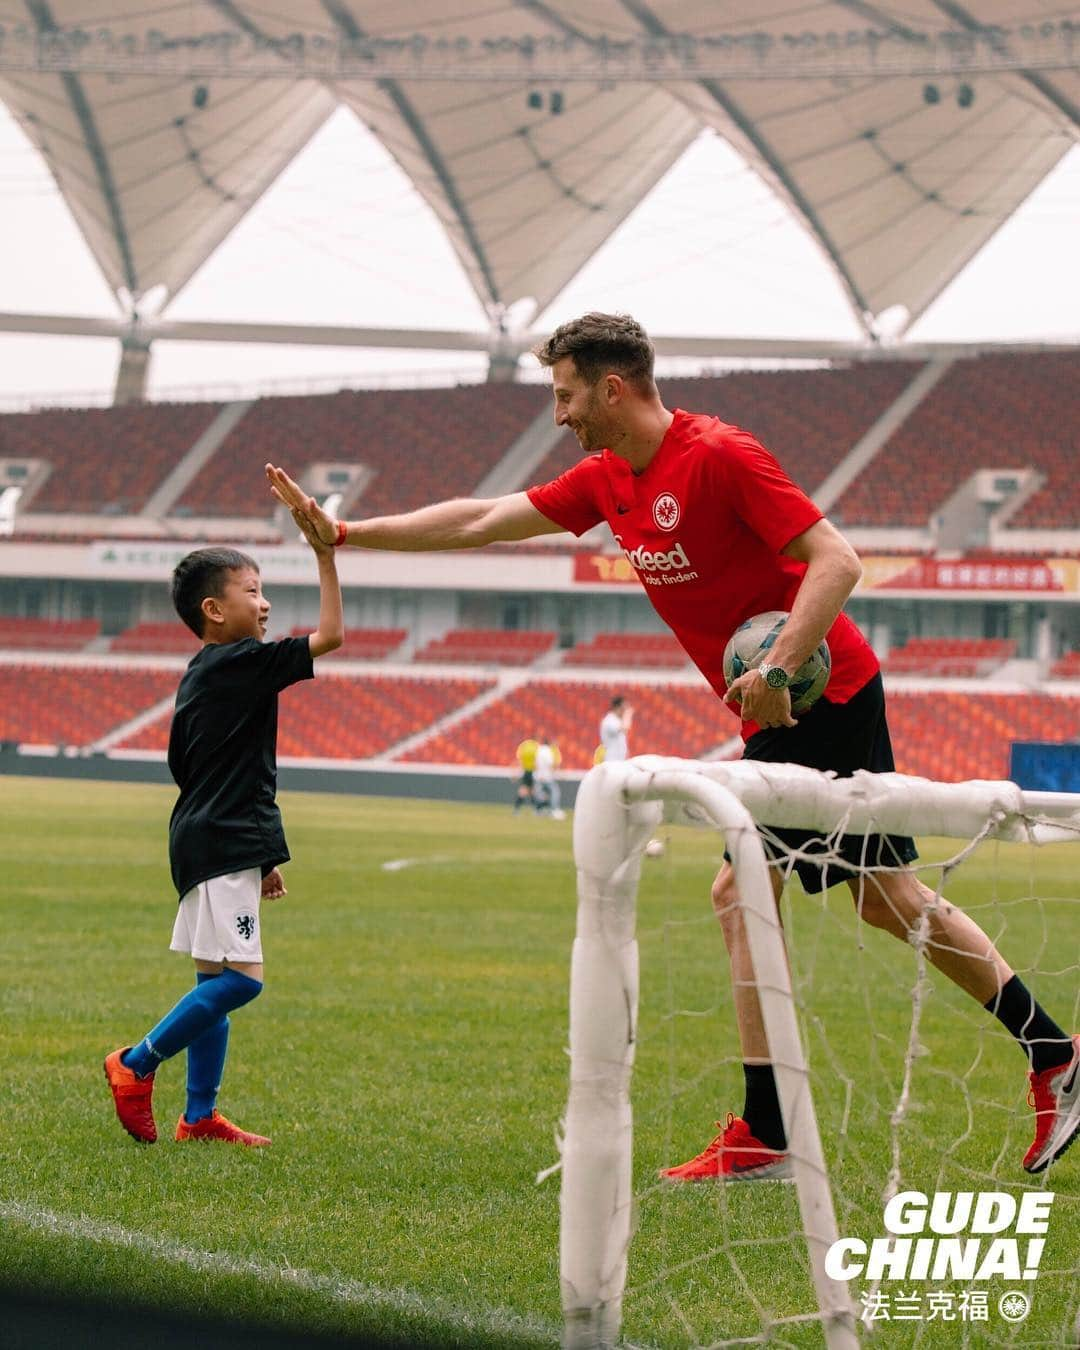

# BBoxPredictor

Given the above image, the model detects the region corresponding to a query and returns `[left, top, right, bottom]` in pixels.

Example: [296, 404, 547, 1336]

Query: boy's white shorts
[170, 867, 263, 963]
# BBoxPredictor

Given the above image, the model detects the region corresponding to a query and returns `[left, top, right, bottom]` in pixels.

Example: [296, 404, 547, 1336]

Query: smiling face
[551, 355, 621, 454]
[202, 566, 270, 644]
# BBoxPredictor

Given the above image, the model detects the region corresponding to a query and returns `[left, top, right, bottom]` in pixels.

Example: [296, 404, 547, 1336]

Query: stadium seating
[109, 621, 200, 654]
[834, 352, 1080, 527]
[412, 628, 557, 666]
[400, 679, 741, 769]
[119, 673, 493, 759]
[1048, 651, 1080, 680]
[887, 691, 1080, 782]
[0, 665, 176, 746]
[562, 632, 689, 669]
[883, 637, 1016, 678]
[172, 384, 548, 519]
[527, 363, 921, 493]
[287, 625, 406, 661]
[0, 617, 100, 651]
[0, 402, 219, 513]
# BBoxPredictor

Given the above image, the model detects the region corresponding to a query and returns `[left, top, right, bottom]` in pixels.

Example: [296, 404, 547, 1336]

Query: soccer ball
[722, 610, 831, 715]
[644, 837, 666, 859]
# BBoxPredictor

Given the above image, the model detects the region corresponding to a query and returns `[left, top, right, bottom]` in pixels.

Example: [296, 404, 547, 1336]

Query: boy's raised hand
[266, 464, 337, 546]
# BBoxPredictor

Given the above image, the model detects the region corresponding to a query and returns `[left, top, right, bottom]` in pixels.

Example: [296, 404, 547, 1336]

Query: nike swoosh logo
[729, 1159, 782, 1173]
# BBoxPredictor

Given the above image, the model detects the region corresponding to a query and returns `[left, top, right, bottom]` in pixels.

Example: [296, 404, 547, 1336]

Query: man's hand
[266, 464, 337, 546]
[291, 505, 333, 556]
[725, 670, 797, 729]
[261, 867, 287, 901]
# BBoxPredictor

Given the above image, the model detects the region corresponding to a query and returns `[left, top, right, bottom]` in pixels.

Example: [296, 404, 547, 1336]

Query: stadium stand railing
[0, 617, 100, 651]
[412, 628, 557, 666]
[882, 636, 1017, 678]
[562, 632, 689, 669]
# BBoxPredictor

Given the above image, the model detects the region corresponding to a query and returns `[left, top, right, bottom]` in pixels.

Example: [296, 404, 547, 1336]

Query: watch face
[763, 665, 788, 689]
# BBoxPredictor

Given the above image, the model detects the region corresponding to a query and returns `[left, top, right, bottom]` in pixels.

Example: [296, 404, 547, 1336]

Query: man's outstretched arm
[266, 464, 565, 551]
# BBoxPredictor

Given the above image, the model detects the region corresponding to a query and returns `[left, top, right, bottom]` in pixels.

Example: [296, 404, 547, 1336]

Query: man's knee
[711, 867, 743, 933]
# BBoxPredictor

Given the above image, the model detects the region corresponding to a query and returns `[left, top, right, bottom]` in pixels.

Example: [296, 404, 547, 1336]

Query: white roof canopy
[0, 1, 1076, 339]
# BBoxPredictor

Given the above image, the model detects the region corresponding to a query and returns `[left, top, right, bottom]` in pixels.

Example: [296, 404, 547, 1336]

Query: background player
[599, 694, 633, 763]
[104, 519, 343, 1146]
[265, 315, 1079, 1177]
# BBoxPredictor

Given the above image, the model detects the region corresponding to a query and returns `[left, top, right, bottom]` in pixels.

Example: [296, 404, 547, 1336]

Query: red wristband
[333, 520, 348, 547]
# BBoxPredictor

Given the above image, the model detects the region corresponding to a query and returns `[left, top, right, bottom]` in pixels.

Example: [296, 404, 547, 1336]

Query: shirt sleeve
[223, 636, 315, 693]
[526, 457, 606, 537]
[711, 428, 822, 553]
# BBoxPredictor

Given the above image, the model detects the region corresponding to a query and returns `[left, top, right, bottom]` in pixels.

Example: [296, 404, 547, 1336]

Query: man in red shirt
[266, 312, 1078, 1180]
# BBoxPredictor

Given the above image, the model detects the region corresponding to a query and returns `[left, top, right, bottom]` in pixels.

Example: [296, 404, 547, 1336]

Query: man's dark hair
[610, 695, 625, 710]
[172, 547, 259, 637]
[534, 312, 656, 391]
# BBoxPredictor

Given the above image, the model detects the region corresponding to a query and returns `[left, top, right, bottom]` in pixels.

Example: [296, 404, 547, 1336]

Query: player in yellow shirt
[513, 736, 539, 812]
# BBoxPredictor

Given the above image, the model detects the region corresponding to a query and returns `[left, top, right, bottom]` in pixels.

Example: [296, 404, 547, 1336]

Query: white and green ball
[722, 610, 831, 715]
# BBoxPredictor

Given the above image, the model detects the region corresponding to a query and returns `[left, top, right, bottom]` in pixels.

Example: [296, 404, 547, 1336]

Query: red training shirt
[526, 410, 879, 740]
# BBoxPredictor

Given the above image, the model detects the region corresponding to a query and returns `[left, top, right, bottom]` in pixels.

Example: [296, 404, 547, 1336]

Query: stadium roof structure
[0, 2, 1078, 396]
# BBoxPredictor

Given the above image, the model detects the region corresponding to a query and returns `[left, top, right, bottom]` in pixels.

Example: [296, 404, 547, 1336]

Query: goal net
[559, 757, 1080, 1349]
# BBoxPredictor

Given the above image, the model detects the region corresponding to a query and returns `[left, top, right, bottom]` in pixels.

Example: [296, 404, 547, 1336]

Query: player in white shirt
[599, 695, 633, 762]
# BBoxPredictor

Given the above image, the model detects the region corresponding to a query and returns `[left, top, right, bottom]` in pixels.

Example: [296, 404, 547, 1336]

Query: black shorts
[734, 673, 918, 894]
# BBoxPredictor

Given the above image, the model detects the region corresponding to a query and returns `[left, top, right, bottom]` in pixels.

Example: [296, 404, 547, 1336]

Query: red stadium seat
[529, 363, 921, 493]
[0, 665, 176, 745]
[0, 402, 219, 513]
[400, 679, 741, 769]
[171, 385, 548, 520]
[834, 352, 1080, 528]
[0, 617, 99, 651]
[412, 629, 556, 666]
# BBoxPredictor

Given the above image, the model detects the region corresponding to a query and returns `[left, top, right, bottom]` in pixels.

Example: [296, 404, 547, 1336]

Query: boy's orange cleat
[659, 1114, 791, 1182]
[175, 1110, 270, 1147]
[104, 1047, 157, 1143]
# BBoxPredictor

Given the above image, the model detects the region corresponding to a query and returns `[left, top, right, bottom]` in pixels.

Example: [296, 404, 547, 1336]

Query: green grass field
[1, 775, 1077, 1348]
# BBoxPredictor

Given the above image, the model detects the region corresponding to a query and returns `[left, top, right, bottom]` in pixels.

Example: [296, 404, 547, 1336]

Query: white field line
[0, 1200, 560, 1345]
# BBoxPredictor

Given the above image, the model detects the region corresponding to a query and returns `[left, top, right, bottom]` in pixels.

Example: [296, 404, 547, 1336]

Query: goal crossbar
[560, 758, 1080, 1349]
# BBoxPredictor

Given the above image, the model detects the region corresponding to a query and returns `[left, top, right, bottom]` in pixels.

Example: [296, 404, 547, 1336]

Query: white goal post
[559, 756, 1080, 1350]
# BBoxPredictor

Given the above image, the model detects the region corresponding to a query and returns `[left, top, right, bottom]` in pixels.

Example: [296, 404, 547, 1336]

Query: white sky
[0, 101, 1077, 406]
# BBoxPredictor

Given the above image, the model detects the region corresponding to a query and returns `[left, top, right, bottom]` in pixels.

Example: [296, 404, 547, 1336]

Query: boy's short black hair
[172, 547, 259, 637]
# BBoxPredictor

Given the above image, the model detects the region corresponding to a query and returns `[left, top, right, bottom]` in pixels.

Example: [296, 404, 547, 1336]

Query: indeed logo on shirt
[613, 534, 699, 586]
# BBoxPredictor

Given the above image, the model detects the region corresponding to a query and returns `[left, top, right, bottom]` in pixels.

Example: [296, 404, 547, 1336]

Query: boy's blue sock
[184, 972, 231, 1123]
[122, 969, 262, 1079]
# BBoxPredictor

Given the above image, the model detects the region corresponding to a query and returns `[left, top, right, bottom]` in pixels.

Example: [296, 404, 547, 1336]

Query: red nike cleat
[1023, 1034, 1080, 1174]
[659, 1113, 791, 1182]
[103, 1047, 156, 1143]
[175, 1110, 270, 1147]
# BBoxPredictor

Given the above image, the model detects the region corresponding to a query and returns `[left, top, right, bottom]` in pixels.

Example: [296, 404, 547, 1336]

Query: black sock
[984, 975, 1072, 1074]
[742, 1063, 787, 1150]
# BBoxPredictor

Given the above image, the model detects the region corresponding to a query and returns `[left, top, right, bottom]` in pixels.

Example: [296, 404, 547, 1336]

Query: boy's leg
[106, 872, 265, 1144]
[184, 967, 231, 1125]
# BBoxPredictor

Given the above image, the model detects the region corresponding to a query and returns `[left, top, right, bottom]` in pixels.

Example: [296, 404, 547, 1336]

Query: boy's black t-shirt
[167, 635, 314, 899]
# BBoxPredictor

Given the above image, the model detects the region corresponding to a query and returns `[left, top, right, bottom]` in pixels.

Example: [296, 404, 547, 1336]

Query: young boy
[104, 512, 343, 1146]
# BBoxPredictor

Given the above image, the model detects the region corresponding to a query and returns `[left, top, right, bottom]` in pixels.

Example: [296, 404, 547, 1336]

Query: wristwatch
[758, 662, 791, 690]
